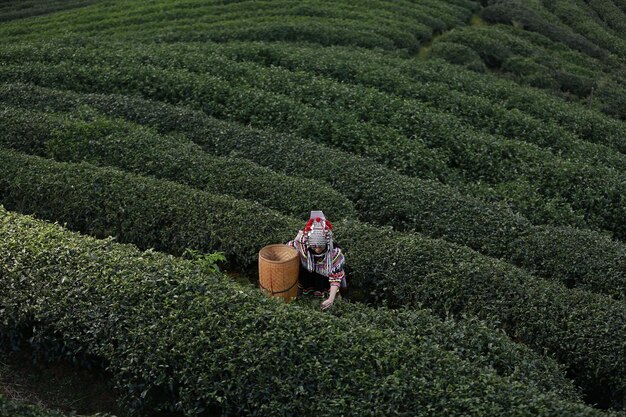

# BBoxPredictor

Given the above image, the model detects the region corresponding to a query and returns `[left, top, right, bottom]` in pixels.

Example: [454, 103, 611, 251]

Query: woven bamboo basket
[258, 244, 300, 302]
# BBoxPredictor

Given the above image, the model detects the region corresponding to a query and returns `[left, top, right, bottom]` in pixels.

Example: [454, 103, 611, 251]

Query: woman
[287, 211, 347, 310]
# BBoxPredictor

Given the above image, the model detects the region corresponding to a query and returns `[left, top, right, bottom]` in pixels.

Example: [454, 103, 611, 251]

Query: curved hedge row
[0, 148, 296, 264]
[0, 51, 453, 181]
[2, 207, 604, 416]
[480, 9, 613, 68]
[0, 40, 596, 174]
[580, 0, 626, 38]
[0, 177, 581, 406]
[429, 24, 609, 85]
[3, 82, 626, 301]
[209, 39, 626, 150]
[403, 59, 626, 150]
[0, 0, 477, 50]
[96, 0, 468, 31]
[207, 41, 626, 171]
[428, 24, 626, 118]
[0, 149, 625, 408]
[151, 17, 418, 50]
[341, 223, 626, 411]
[0, 105, 356, 222]
[2, 5, 624, 148]
[543, 0, 626, 56]
[110, 0, 452, 34]
[0, 0, 103, 23]
[479, 1, 607, 59]
[3, 47, 626, 238]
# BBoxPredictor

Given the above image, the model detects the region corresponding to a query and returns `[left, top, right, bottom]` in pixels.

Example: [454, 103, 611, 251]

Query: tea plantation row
[1, 93, 626, 302]
[3, 40, 623, 151]
[0, 0, 102, 23]
[0, 105, 356, 222]
[2, 0, 625, 414]
[0, 0, 477, 51]
[479, 0, 608, 59]
[430, 0, 626, 118]
[206, 41, 626, 170]
[0, 149, 624, 408]
[429, 24, 626, 118]
[2, 206, 618, 416]
[542, 0, 626, 56]
[2, 46, 626, 238]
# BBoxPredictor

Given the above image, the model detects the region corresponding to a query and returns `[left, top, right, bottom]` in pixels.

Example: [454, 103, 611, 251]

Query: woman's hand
[321, 286, 340, 310]
[321, 297, 335, 310]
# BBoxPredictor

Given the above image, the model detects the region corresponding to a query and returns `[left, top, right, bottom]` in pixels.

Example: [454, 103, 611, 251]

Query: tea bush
[0, 105, 356, 222]
[0, 0, 477, 50]
[1, 207, 603, 416]
[3, 47, 626, 237]
[480, 1, 607, 58]
[542, 0, 626, 56]
[0, 150, 624, 407]
[0, 0, 102, 23]
[207, 41, 626, 169]
[3, 83, 626, 301]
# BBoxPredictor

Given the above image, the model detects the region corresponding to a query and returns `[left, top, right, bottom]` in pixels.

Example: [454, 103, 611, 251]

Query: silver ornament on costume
[304, 211, 334, 274]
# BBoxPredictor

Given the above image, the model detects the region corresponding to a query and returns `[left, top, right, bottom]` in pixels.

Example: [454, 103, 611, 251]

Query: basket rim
[258, 243, 298, 264]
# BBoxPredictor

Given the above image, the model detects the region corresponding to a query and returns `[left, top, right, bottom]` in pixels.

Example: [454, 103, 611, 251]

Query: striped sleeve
[287, 230, 300, 248]
[287, 230, 307, 260]
[327, 247, 345, 287]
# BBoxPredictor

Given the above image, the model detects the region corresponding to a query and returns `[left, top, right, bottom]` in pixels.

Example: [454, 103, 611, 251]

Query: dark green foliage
[0, 1, 624, 414]
[0, 150, 625, 408]
[0, 148, 297, 265]
[201, 42, 626, 170]
[428, 22, 626, 118]
[0, 207, 609, 416]
[154, 17, 413, 51]
[511, 225, 626, 296]
[595, 81, 626, 119]
[341, 221, 626, 410]
[477, 2, 626, 119]
[0, 105, 357, 222]
[543, 0, 626, 57]
[428, 41, 487, 71]
[3, 83, 626, 302]
[586, 0, 626, 37]
[0, 0, 102, 23]
[480, 2, 607, 59]
[204, 41, 626, 151]
[0, 0, 478, 51]
[500, 56, 560, 90]
[614, 0, 626, 14]
[2, 44, 626, 238]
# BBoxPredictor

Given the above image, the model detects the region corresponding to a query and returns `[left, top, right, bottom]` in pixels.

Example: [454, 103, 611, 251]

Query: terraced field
[1, 1, 625, 416]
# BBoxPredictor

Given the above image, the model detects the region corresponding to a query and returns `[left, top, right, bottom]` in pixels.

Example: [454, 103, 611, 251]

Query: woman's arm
[322, 248, 345, 310]
[287, 230, 305, 252]
[321, 286, 340, 310]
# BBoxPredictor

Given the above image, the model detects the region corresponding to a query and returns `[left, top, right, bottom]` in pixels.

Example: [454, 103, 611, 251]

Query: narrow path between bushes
[0, 348, 122, 416]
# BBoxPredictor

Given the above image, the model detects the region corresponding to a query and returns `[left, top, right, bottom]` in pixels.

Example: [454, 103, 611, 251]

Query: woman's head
[302, 210, 336, 273]
[304, 211, 332, 255]
[308, 228, 328, 254]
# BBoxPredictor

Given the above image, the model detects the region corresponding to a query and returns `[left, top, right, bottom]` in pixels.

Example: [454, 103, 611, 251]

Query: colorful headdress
[303, 211, 334, 273]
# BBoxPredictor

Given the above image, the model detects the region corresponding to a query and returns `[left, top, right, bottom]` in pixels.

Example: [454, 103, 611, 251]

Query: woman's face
[312, 245, 326, 254]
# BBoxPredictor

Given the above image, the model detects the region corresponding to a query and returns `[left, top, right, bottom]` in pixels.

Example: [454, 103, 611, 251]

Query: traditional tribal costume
[287, 211, 347, 297]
